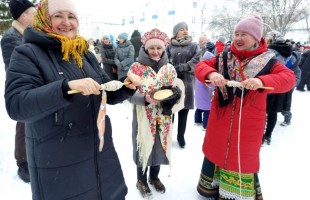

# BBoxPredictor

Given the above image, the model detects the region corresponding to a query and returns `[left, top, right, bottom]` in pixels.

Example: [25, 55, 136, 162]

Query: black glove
[179, 64, 190, 72]
[160, 85, 181, 116]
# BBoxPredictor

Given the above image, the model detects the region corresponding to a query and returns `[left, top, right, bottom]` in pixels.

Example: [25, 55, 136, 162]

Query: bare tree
[238, 0, 309, 35]
[207, 6, 239, 41]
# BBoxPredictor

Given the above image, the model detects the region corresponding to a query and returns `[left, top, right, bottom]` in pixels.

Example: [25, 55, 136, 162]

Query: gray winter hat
[173, 22, 188, 36]
[218, 36, 226, 43]
[118, 32, 128, 40]
[102, 35, 110, 40]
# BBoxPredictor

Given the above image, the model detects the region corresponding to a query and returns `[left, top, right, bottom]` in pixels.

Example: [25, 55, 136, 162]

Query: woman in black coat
[100, 35, 118, 80]
[4, 0, 139, 199]
[296, 49, 310, 91]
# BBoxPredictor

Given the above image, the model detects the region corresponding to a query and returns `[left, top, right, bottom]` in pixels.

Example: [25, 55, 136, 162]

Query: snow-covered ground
[0, 52, 310, 199]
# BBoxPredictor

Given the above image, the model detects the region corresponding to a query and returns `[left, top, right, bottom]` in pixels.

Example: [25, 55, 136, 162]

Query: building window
[192, 17, 196, 24]
[202, 3, 206, 10]
[203, 18, 206, 24]
[191, 31, 196, 38]
[193, 2, 197, 8]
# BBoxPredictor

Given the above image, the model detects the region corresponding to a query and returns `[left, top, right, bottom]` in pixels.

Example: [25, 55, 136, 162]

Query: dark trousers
[194, 109, 210, 129]
[281, 88, 294, 123]
[15, 122, 27, 167]
[264, 112, 277, 139]
[137, 166, 160, 184]
[173, 109, 190, 142]
[282, 88, 294, 111]
[296, 74, 310, 90]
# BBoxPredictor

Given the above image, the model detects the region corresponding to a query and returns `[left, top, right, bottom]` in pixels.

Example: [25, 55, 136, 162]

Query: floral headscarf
[33, 0, 88, 68]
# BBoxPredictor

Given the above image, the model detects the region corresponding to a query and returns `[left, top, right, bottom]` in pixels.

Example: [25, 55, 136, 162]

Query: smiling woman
[4, 0, 140, 199]
[50, 11, 78, 39]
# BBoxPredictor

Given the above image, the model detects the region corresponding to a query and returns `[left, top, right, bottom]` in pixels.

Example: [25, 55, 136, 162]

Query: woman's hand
[242, 78, 263, 90]
[124, 73, 142, 90]
[68, 78, 101, 96]
[207, 72, 226, 87]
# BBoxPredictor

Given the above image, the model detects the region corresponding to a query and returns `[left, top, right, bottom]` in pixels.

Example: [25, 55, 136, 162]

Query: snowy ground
[1, 54, 310, 199]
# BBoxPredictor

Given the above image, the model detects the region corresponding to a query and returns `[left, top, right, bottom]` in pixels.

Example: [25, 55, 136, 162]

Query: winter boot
[149, 178, 166, 193]
[136, 180, 152, 198]
[280, 111, 292, 126]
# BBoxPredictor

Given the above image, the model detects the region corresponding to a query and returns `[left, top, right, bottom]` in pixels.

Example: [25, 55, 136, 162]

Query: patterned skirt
[197, 157, 263, 200]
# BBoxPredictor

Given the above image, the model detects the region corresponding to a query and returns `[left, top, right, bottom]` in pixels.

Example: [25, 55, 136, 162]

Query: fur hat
[234, 15, 263, 42]
[265, 31, 285, 44]
[141, 28, 169, 50]
[48, 0, 78, 20]
[118, 32, 128, 40]
[173, 22, 188, 36]
[9, 0, 35, 20]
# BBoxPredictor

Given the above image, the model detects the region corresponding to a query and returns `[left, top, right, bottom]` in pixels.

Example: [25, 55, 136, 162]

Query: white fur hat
[48, 0, 78, 20]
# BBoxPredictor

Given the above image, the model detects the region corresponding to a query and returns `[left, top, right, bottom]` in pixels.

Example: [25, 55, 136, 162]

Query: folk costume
[195, 16, 295, 200]
[128, 28, 184, 197]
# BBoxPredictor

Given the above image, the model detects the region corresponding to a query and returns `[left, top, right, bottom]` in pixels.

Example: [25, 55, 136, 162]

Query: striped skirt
[197, 157, 263, 200]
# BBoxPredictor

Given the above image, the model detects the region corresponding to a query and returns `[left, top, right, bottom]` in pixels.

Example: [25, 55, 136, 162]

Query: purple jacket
[195, 51, 215, 110]
[194, 79, 214, 110]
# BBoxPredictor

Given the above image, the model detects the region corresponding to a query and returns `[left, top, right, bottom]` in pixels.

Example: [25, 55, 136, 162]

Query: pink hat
[141, 28, 170, 50]
[48, 0, 78, 20]
[234, 15, 263, 42]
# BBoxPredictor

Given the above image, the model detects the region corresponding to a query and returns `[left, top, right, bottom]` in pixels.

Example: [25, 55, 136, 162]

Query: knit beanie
[141, 28, 169, 50]
[102, 35, 110, 40]
[218, 36, 225, 43]
[118, 32, 128, 40]
[9, 0, 35, 20]
[206, 41, 215, 52]
[48, 0, 78, 21]
[173, 22, 188, 36]
[234, 15, 263, 42]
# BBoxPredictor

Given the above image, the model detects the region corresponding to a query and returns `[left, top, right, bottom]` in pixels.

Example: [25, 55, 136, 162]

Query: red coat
[195, 39, 295, 173]
[214, 41, 225, 55]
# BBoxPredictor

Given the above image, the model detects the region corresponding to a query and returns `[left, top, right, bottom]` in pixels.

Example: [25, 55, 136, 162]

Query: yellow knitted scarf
[33, 0, 88, 68]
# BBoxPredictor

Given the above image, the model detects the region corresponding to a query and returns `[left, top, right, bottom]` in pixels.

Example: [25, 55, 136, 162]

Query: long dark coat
[1, 25, 23, 71]
[166, 37, 201, 109]
[5, 27, 134, 200]
[100, 43, 117, 80]
[130, 30, 143, 60]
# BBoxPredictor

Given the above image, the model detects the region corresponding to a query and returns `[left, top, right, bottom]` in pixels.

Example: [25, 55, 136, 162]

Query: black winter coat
[5, 27, 133, 200]
[100, 43, 117, 80]
[1, 26, 23, 71]
[130, 30, 143, 59]
[299, 50, 310, 83]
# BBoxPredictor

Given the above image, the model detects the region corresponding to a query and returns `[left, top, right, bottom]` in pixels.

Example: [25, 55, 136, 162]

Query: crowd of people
[1, 0, 309, 199]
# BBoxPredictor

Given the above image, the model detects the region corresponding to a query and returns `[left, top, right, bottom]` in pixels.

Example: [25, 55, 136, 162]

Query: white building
[76, 0, 237, 42]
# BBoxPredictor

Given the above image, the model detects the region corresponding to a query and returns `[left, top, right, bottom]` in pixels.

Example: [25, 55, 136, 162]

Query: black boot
[280, 111, 292, 126]
[177, 134, 186, 148]
[18, 162, 30, 183]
